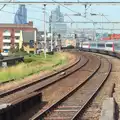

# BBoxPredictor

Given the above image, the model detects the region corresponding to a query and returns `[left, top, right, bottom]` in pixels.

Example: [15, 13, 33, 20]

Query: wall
[0, 27, 37, 53]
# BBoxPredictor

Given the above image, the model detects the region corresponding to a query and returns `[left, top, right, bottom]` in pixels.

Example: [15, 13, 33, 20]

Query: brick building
[0, 21, 37, 56]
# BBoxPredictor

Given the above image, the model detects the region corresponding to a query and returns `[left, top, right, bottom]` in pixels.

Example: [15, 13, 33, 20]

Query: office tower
[14, 5, 27, 24]
[49, 5, 67, 35]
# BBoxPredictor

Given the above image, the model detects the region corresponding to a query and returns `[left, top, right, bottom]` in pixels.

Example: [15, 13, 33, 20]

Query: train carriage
[81, 42, 90, 48]
[81, 40, 120, 52]
[105, 42, 114, 52]
[89, 42, 97, 49]
[114, 41, 120, 52]
[97, 42, 105, 50]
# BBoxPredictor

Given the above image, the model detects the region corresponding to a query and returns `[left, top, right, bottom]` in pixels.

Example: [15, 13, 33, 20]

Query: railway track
[0, 51, 112, 120]
[30, 54, 111, 120]
[0, 52, 88, 103]
[16, 52, 100, 120]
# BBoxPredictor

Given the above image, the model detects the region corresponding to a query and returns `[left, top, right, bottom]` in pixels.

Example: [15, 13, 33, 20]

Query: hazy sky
[0, 0, 120, 33]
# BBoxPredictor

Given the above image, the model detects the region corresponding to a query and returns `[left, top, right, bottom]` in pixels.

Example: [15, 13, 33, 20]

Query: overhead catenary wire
[0, 9, 48, 22]
[103, 15, 114, 33]
[52, 0, 95, 23]
[0, 0, 12, 11]
[0, 4, 61, 24]
[51, 0, 97, 42]
[90, 6, 115, 32]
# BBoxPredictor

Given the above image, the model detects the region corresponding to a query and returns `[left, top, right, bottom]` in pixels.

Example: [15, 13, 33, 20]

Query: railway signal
[58, 34, 61, 39]
[74, 34, 77, 39]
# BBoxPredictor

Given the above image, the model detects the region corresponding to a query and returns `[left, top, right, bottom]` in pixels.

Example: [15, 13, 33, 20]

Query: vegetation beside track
[0, 52, 69, 82]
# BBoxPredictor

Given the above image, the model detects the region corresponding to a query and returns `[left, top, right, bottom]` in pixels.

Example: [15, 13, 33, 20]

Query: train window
[90, 43, 96, 47]
[97, 44, 105, 47]
[83, 43, 89, 45]
[114, 43, 120, 50]
[106, 44, 112, 47]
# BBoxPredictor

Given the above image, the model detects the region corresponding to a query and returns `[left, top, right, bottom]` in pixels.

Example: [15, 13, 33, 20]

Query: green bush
[67, 45, 75, 49]
[0, 52, 69, 82]
[24, 58, 34, 63]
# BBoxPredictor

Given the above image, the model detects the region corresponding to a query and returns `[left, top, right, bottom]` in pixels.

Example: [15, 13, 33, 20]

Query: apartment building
[62, 39, 76, 47]
[0, 21, 37, 56]
[1, 29, 20, 56]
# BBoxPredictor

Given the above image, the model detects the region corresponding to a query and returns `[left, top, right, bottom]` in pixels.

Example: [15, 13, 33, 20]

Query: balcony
[3, 46, 10, 49]
[1, 52, 8, 56]
[15, 33, 20, 36]
[3, 39, 11, 43]
[14, 39, 19, 43]
[3, 32, 11, 36]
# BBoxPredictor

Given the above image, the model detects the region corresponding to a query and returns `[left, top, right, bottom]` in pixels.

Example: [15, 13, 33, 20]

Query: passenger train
[80, 41, 120, 52]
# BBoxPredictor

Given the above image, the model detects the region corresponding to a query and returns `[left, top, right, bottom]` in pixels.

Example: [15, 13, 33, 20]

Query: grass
[0, 52, 69, 82]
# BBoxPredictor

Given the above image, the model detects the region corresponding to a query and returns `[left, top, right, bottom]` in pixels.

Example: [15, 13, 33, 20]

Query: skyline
[0, 0, 120, 33]
[14, 4, 27, 24]
[49, 5, 67, 35]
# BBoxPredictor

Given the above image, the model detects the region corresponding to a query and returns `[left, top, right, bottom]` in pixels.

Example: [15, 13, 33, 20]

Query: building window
[29, 40, 34, 48]
[15, 30, 20, 33]
[4, 36, 11, 39]
[15, 36, 20, 40]
[4, 30, 10, 33]
[3, 49, 9, 53]
[3, 43, 10, 46]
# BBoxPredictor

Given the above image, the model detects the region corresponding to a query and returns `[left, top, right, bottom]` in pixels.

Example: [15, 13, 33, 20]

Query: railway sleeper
[0, 92, 42, 120]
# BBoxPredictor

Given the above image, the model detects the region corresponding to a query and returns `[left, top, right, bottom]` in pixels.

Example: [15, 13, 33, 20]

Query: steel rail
[0, 53, 79, 85]
[30, 54, 101, 120]
[0, 53, 88, 100]
[71, 57, 111, 119]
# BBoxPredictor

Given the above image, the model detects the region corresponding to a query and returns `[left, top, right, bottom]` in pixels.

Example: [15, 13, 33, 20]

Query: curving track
[0, 51, 112, 120]
[17, 52, 100, 120]
[30, 53, 111, 120]
[0, 52, 88, 104]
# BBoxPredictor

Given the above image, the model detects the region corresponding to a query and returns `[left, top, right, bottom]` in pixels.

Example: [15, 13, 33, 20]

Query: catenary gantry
[1, 1, 120, 5]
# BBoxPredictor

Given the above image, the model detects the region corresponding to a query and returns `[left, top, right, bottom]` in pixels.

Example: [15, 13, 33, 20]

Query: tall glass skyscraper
[49, 5, 67, 34]
[14, 5, 27, 24]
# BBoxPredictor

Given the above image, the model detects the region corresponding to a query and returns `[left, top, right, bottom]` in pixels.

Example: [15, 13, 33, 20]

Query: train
[80, 40, 120, 52]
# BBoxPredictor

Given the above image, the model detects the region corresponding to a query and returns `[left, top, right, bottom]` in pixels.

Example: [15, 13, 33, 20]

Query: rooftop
[0, 21, 33, 28]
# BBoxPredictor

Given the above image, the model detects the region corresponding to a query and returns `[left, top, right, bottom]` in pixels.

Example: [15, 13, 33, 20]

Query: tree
[14, 44, 19, 52]
[9, 45, 15, 54]
[20, 45, 24, 52]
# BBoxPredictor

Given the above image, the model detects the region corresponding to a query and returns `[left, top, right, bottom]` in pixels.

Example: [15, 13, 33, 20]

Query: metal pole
[102, 14, 103, 39]
[44, 4, 46, 58]
[93, 23, 96, 41]
[51, 23, 53, 51]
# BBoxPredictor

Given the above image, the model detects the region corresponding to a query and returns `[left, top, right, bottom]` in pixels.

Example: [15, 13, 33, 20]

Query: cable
[0, 9, 48, 22]
[90, 6, 115, 31]
[65, 14, 74, 22]
[0, 0, 12, 11]
[51, 0, 96, 42]
[0, 4, 44, 13]
[103, 15, 114, 32]
[90, 9, 115, 33]
[52, 0, 95, 23]
[1, 4, 53, 22]
[27, 4, 52, 12]
[1, 4, 78, 24]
